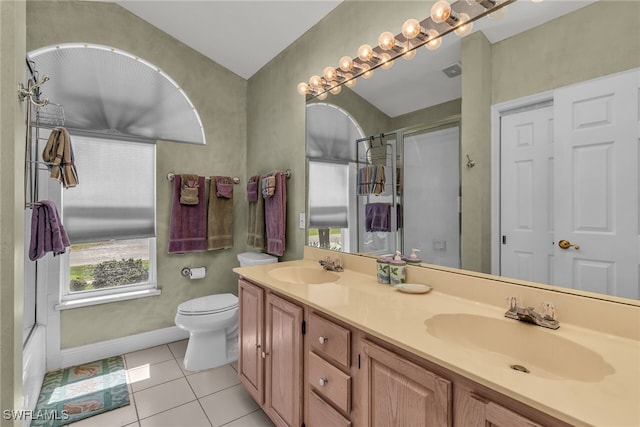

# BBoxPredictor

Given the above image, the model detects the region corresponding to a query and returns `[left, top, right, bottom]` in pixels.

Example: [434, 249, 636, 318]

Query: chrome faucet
[505, 297, 559, 330]
[318, 256, 344, 272]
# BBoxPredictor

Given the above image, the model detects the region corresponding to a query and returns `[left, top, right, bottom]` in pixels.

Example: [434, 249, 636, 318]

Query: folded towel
[180, 174, 200, 205]
[247, 176, 265, 249]
[372, 165, 386, 195]
[262, 175, 276, 198]
[42, 127, 79, 189]
[215, 176, 234, 199]
[168, 175, 207, 253]
[247, 175, 260, 202]
[265, 171, 286, 256]
[208, 176, 233, 250]
[365, 202, 391, 232]
[29, 200, 70, 261]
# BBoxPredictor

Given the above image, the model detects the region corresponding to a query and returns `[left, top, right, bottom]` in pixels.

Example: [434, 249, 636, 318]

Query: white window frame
[56, 238, 159, 310]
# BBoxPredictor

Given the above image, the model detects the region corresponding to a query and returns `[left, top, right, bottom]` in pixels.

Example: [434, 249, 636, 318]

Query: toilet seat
[177, 294, 238, 316]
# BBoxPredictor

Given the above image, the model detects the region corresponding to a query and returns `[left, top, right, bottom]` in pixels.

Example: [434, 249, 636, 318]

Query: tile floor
[68, 340, 275, 427]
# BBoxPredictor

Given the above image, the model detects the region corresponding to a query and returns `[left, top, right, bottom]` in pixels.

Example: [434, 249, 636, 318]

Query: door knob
[558, 239, 580, 250]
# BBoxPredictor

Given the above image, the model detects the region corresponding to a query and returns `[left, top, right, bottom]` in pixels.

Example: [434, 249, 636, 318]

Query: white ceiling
[112, 0, 597, 116]
[116, 0, 343, 80]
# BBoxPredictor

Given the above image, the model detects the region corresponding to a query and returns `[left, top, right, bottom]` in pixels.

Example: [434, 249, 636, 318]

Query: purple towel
[265, 171, 286, 256]
[29, 200, 70, 261]
[365, 202, 391, 232]
[168, 175, 208, 254]
[215, 176, 234, 199]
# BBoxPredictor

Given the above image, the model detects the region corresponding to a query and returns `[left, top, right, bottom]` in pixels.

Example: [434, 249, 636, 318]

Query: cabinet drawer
[309, 312, 350, 368]
[308, 391, 351, 427]
[309, 352, 351, 413]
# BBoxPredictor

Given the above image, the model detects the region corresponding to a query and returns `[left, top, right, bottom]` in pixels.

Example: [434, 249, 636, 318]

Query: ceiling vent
[442, 63, 462, 78]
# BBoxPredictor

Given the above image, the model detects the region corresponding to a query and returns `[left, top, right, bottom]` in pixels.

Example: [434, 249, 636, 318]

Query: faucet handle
[541, 302, 556, 320]
[505, 296, 522, 312]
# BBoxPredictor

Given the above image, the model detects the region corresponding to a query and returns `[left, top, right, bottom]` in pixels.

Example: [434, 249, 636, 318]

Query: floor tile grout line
[219, 408, 267, 427]
[135, 398, 200, 424]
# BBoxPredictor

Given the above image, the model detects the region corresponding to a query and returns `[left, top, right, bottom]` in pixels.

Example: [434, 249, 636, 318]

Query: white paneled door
[501, 69, 640, 299]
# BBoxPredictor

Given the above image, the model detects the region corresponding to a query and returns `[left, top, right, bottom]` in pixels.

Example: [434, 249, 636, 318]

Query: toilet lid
[177, 293, 238, 315]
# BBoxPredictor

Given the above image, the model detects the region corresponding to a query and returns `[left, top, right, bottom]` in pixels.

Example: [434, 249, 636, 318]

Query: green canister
[376, 256, 392, 284]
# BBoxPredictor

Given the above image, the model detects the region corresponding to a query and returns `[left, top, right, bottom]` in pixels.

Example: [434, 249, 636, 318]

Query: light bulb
[380, 53, 394, 70]
[329, 82, 342, 95]
[402, 48, 417, 60]
[454, 13, 473, 36]
[344, 73, 356, 88]
[360, 63, 373, 79]
[402, 18, 423, 40]
[425, 30, 442, 51]
[378, 31, 397, 51]
[339, 56, 354, 72]
[431, 0, 452, 24]
[297, 82, 310, 95]
[309, 75, 322, 89]
[317, 91, 328, 100]
[489, 0, 508, 20]
[323, 66, 337, 82]
[358, 44, 375, 62]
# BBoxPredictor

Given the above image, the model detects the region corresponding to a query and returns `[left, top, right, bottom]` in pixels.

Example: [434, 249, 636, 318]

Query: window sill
[55, 288, 161, 311]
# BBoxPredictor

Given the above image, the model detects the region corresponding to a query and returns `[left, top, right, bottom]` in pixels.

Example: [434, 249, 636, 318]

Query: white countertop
[234, 257, 640, 427]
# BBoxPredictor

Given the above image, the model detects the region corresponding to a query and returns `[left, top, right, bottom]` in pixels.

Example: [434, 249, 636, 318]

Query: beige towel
[180, 174, 199, 205]
[42, 127, 79, 188]
[207, 176, 233, 250]
[247, 176, 265, 249]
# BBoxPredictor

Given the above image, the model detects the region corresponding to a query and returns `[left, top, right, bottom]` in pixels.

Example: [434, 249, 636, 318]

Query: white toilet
[175, 252, 277, 371]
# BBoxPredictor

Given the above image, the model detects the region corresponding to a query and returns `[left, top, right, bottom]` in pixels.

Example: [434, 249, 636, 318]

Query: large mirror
[306, 0, 640, 302]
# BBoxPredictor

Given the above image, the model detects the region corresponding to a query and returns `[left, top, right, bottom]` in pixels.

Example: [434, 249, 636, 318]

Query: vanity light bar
[298, 0, 517, 99]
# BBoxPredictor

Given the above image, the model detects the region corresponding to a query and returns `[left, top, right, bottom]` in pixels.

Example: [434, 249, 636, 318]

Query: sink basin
[267, 266, 340, 284]
[425, 313, 614, 382]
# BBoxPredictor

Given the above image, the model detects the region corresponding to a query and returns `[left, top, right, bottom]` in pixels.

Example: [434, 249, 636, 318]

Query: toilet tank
[237, 252, 278, 267]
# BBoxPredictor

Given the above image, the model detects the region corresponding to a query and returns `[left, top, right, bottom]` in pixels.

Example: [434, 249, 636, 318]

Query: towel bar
[166, 173, 240, 184]
[166, 169, 292, 183]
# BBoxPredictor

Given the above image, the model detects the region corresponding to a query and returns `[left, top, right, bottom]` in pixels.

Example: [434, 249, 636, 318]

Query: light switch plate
[299, 212, 305, 229]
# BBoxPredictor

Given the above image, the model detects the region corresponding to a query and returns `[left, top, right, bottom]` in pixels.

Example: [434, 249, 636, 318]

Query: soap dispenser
[389, 251, 407, 285]
[405, 248, 422, 266]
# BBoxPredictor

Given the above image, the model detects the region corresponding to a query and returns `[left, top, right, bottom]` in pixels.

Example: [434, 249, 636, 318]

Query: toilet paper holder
[181, 267, 206, 278]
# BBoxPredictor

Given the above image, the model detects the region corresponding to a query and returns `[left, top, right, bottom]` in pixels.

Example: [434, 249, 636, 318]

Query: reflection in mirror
[305, 0, 640, 302]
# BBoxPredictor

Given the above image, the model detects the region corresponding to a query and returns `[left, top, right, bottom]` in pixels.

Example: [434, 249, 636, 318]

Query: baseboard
[60, 326, 189, 369]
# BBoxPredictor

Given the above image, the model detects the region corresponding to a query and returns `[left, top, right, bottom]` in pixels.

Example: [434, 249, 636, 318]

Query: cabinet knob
[318, 336, 328, 344]
[256, 344, 261, 349]
[261, 351, 269, 359]
[318, 377, 329, 387]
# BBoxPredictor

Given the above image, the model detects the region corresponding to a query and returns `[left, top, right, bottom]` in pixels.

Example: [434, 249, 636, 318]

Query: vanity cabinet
[306, 312, 353, 427]
[359, 339, 452, 426]
[238, 279, 303, 427]
[238, 276, 568, 427]
[455, 386, 547, 427]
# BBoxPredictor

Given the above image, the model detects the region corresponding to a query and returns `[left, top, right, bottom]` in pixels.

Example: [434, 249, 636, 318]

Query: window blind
[308, 160, 349, 229]
[62, 135, 156, 243]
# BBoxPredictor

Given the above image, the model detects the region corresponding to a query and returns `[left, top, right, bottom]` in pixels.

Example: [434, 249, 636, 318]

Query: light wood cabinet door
[238, 279, 264, 405]
[265, 293, 304, 427]
[360, 339, 452, 427]
[485, 402, 544, 427]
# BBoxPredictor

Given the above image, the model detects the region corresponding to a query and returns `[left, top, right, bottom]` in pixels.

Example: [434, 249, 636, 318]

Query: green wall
[27, 1, 247, 348]
[1, 1, 26, 423]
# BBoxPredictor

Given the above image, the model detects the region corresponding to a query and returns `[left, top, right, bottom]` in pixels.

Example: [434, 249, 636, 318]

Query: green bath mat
[31, 355, 130, 427]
